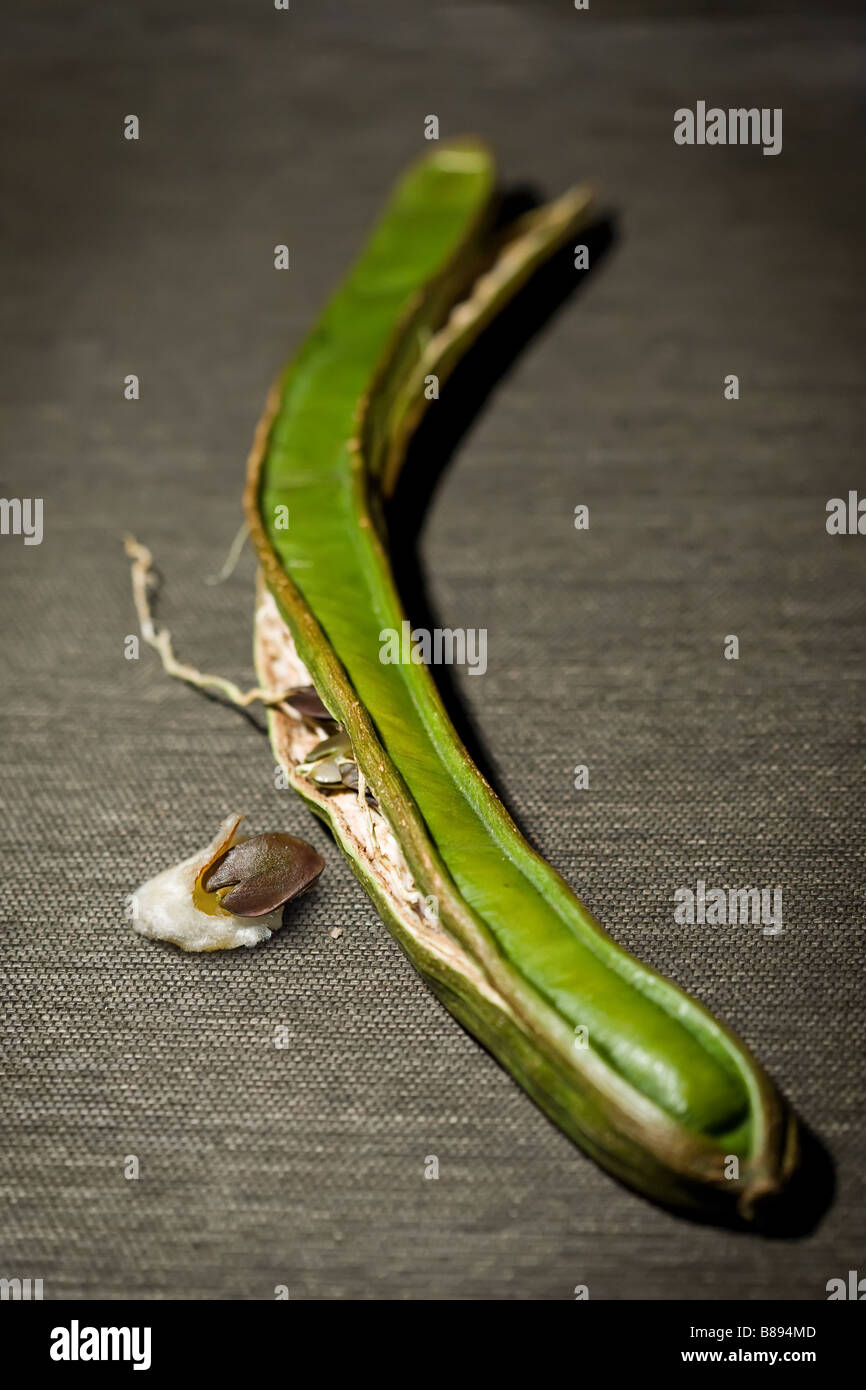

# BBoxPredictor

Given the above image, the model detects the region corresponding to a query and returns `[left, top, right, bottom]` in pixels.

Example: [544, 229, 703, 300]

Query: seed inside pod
[339, 761, 379, 807]
[285, 685, 336, 725]
[203, 832, 325, 916]
[307, 758, 344, 786]
[303, 731, 353, 765]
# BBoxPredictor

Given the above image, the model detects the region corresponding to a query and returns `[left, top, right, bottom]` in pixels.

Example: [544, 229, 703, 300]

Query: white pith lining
[254, 583, 510, 1008]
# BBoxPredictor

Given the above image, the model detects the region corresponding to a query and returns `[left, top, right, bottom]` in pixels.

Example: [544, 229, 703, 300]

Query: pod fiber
[245, 139, 798, 1217]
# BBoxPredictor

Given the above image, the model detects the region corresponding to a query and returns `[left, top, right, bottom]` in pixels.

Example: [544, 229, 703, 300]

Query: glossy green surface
[252, 140, 796, 1212]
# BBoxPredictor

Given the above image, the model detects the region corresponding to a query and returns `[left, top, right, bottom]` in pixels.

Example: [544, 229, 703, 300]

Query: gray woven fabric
[1, 0, 864, 1299]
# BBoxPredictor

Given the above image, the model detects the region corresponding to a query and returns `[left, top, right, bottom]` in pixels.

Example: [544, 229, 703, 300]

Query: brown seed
[339, 762, 379, 807]
[286, 686, 336, 724]
[202, 833, 325, 916]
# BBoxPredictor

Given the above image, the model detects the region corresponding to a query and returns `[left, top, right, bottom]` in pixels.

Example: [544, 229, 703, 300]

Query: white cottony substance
[130, 813, 284, 952]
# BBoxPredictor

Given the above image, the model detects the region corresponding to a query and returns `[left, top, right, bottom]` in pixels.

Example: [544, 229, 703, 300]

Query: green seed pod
[245, 139, 799, 1219]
